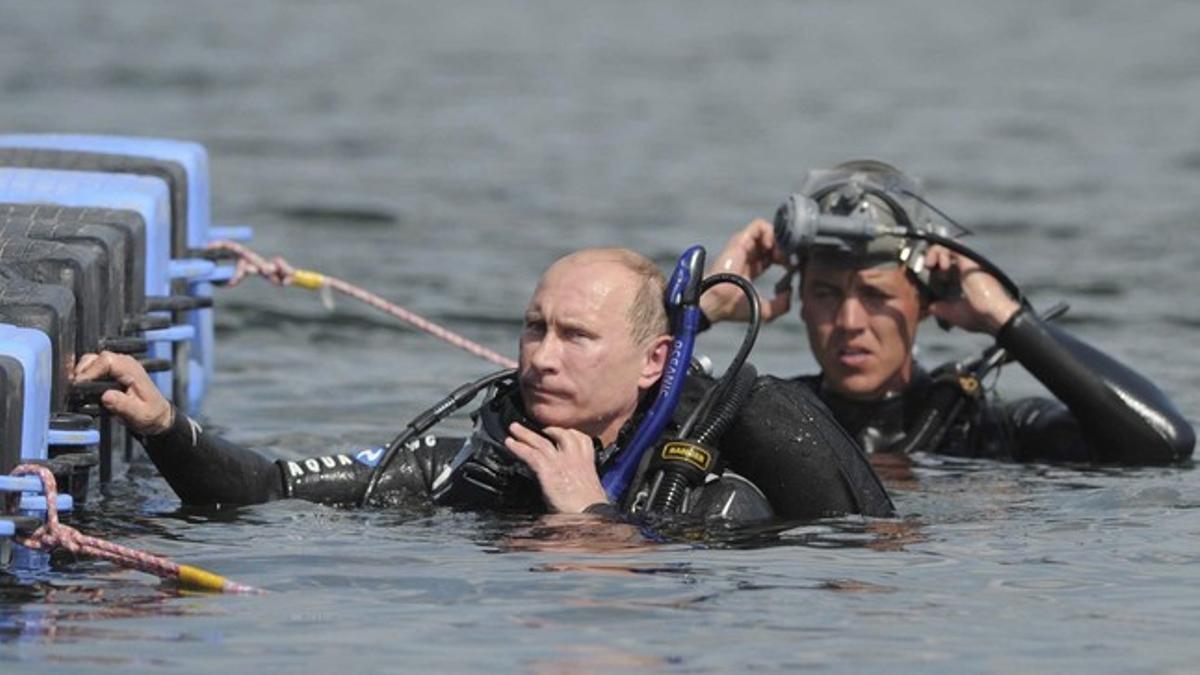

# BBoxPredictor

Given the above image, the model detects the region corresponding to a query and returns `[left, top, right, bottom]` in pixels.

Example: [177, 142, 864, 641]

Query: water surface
[2, 1, 1198, 671]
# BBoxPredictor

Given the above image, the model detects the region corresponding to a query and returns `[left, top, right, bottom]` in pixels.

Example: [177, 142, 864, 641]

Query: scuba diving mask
[774, 160, 955, 294]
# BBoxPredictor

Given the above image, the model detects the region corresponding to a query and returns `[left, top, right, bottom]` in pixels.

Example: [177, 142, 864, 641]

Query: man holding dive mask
[702, 160, 1194, 471]
[74, 247, 894, 522]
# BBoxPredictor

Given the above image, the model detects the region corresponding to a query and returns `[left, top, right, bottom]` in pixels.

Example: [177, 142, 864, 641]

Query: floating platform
[0, 134, 249, 575]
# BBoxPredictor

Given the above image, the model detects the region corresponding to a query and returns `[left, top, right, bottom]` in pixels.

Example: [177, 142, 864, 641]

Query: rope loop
[6, 464, 260, 594]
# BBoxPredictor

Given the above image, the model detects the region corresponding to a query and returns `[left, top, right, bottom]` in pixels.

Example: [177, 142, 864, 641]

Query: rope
[208, 240, 518, 369]
[7, 464, 260, 594]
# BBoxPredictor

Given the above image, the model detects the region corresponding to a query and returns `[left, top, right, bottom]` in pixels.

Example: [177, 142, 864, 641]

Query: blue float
[0, 134, 249, 577]
[0, 134, 250, 412]
[0, 324, 53, 465]
[0, 168, 181, 401]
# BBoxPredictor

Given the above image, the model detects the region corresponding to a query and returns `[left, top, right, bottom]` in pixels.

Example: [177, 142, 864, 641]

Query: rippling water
[2, 1, 1199, 671]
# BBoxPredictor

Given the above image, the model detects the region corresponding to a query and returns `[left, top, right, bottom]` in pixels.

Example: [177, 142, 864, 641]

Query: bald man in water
[76, 248, 893, 520]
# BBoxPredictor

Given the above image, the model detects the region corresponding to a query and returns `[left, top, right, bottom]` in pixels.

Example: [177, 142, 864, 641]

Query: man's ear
[638, 335, 673, 390]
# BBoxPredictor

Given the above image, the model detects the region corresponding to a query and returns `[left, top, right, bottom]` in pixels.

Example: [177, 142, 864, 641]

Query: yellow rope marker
[291, 269, 327, 290]
[178, 564, 238, 593]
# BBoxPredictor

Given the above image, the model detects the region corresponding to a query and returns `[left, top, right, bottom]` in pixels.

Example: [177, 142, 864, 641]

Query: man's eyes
[522, 321, 595, 341]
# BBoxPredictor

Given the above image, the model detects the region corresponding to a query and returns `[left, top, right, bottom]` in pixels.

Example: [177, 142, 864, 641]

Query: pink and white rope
[7, 464, 259, 593]
[208, 240, 518, 369]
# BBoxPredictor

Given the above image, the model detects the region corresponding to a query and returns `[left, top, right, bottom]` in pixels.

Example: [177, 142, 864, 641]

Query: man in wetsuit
[74, 247, 894, 520]
[702, 160, 1194, 467]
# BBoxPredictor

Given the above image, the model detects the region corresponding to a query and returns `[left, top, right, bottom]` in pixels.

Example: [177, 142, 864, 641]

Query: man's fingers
[507, 423, 557, 469]
[925, 245, 955, 271]
[540, 426, 569, 444]
[541, 427, 592, 456]
[100, 353, 142, 388]
[100, 388, 141, 420]
[762, 287, 793, 322]
[73, 353, 99, 380]
[77, 352, 133, 387]
[715, 220, 775, 273]
[954, 253, 982, 273]
[504, 437, 542, 471]
[926, 248, 942, 270]
[509, 422, 553, 450]
[507, 425, 595, 472]
[75, 351, 143, 385]
[73, 351, 115, 382]
[748, 218, 775, 248]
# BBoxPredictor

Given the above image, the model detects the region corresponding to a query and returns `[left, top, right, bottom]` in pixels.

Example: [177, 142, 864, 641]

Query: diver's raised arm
[700, 219, 794, 325]
[997, 308, 1195, 465]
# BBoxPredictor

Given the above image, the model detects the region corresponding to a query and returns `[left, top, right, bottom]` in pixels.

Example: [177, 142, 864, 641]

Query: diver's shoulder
[736, 373, 830, 417]
[748, 372, 822, 395]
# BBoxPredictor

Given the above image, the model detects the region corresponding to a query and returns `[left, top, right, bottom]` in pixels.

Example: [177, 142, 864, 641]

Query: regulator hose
[692, 363, 758, 447]
[359, 368, 515, 507]
[646, 363, 758, 514]
[677, 273, 761, 439]
[892, 376, 971, 457]
[644, 273, 762, 516]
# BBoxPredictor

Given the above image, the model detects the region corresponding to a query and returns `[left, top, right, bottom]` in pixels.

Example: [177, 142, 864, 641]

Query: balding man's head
[545, 248, 669, 346]
[521, 248, 672, 445]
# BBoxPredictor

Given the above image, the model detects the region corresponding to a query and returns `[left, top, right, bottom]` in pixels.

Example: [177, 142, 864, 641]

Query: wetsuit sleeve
[996, 307, 1195, 464]
[139, 407, 285, 505]
[721, 377, 895, 520]
[999, 396, 1091, 463]
[280, 434, 465, 507]
[140, 406, 464, 506]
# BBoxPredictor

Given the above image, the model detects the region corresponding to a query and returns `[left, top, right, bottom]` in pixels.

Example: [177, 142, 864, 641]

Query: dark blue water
[2, 1, 1199, 671]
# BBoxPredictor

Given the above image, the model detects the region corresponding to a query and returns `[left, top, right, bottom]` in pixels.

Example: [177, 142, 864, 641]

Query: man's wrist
[143, 404, 176, 437]
[994, 303, 1030, 345]
[698, 295, 722, 326]
[985, 299, 1022, 335]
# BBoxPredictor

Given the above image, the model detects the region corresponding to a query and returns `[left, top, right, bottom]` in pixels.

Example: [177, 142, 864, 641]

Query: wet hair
[557, 248, 669, 346]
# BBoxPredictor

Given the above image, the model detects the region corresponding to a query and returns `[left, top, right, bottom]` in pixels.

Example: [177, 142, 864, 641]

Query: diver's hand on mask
[700, 218, 794, 325]
[924, 245, 1020, 335]
[72, 351, 173, 435]
[504, 422, 608, 514]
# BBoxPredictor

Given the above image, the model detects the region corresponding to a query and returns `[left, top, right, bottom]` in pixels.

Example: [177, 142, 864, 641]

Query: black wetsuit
[797, 307, 1195, 464]
[138, 376, 895, 521]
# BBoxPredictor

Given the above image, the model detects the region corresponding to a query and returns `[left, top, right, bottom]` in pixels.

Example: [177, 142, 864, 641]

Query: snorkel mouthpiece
[673, 246, 706, 307]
